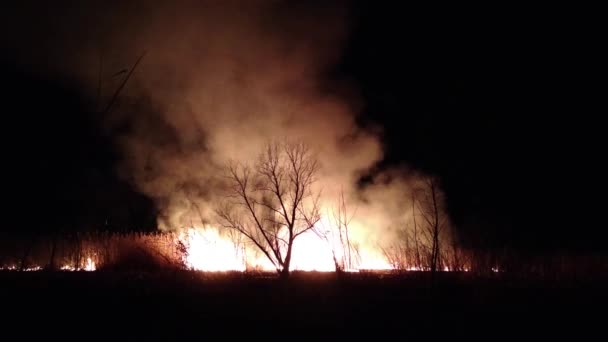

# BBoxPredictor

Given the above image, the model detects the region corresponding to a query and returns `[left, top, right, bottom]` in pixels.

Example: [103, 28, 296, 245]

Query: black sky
[0, 2, 603, 253]
[341, 3, 603, 252]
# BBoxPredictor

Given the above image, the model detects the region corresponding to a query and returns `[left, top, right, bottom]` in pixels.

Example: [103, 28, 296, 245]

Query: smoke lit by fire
[0, 2, 461, 273]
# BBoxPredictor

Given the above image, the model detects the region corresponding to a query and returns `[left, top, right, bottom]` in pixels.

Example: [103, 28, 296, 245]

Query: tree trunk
[74, 233, 82, 270]
[279, 267, 290, 279]
[20, 239, 33, 271]
[412, 193, 421, 269]
[280, 239, 294, 279]
[428, 179, 441, 284]
[333, 253, 343, 274]
[49, 235, 58, 271]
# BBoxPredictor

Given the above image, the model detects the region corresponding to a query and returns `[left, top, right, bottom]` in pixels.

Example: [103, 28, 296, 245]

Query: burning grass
[0, 229, 605, 277]
[0, 227, 395, 273]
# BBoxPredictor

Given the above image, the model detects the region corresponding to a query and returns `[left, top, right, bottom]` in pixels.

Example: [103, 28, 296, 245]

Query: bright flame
[24, 266, 42, 272]
[83, 258, 96, 271]
[178, 226, 394, 273]
[60, 257, 97, 271]
[290, 230, 336, 272]
[180, 229, 247, 271]
[356, 249, 394, 271]
[0, 265, 41, 271]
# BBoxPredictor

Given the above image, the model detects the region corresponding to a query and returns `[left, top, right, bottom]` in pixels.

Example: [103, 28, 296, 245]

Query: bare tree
[381, 235, 410, 270]
[315, 189, 360, 272]
[411, 192, 422, 270]
[416, 176, 448, 275]
[379, 176, 449, 274]
[216, 141, 321, 279]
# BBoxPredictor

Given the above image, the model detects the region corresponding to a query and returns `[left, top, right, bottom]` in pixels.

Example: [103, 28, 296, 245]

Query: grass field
[1, 270, 605, 338]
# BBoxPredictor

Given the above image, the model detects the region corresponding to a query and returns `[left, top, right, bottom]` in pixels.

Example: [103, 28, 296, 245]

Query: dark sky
[0, 2, 603, 253]
[341, 3, 603, 252]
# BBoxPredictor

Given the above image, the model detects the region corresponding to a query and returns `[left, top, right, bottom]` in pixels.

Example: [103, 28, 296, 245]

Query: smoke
[4, 1, 448, 250]
[93, 1, 388, 231]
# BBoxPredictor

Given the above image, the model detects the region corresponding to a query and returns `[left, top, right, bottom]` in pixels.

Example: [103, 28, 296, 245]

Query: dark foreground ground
[1, 271, 606, 339]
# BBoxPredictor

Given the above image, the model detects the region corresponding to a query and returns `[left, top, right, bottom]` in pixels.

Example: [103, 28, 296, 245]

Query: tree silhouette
[382, 175, 449, 273]
[315, 189, 360, 272]
[416, 176, 448, 275]
[216, 141, 321, 278]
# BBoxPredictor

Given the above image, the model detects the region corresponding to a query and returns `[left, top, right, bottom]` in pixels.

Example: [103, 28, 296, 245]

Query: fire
[289, 230, 336, 272]
[177, 228, 336, 272]
[356, 249, 394, 271]
[0, 257, 97, 272]
[178, 226, 394, 272]
[59, 257, 97, 271]
[83, 257, 96, 271]
[179, 229, 247, 272]
[0, 265, 42, 271]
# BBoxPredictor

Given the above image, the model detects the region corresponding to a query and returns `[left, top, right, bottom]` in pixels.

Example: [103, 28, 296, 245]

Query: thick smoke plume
[5, 1, 448, 255]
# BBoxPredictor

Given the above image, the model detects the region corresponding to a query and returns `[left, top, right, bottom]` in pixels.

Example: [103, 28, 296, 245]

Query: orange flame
[178, 227, 394, 272]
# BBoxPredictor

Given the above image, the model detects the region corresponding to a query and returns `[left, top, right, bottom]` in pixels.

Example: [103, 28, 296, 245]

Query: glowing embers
[1, 257, 97, 272]
[60, 257, 97, 271]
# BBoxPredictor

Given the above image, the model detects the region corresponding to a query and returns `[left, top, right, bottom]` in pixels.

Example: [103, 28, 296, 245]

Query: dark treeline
[1, 66, 158, 235]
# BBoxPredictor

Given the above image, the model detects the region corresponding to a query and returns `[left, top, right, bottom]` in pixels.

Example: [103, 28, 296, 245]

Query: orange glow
[356, 249, 394, 271]
[60, 257, 97, 271]
[289, 230, 336, 272]
[179, 228, 247, 272]
[177, 225, 394, 273]
[83, 257, 96, 271]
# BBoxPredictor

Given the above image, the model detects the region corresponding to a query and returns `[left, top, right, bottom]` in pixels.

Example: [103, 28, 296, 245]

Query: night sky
[1, 2, 602, 253]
